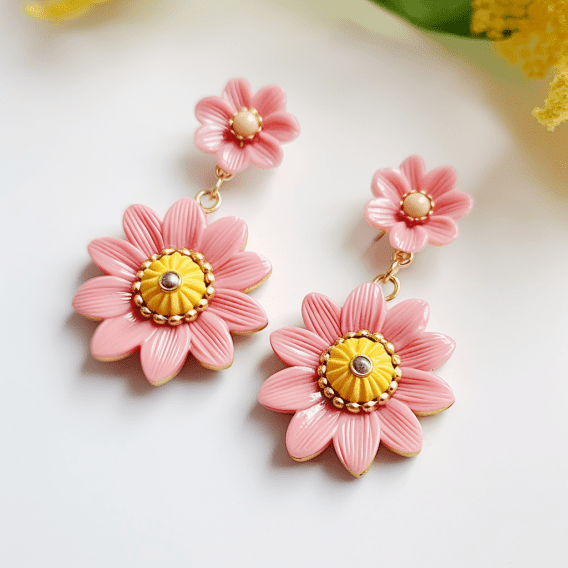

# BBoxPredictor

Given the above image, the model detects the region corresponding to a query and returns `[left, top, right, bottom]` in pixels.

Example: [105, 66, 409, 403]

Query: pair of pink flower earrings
[73, 78, 473, 477]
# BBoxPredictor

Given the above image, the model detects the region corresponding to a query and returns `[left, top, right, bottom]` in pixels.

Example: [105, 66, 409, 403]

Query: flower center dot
[349, 354, 373, 378]
[159, 271, 182, 292]
[232, 110, 261, 138]
[402, 192, 432, 219]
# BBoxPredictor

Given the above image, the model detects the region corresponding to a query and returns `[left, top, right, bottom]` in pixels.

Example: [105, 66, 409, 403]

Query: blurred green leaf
[369, 0, 474, 37]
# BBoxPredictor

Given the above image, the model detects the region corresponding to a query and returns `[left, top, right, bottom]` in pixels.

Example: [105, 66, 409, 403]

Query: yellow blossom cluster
[471, 0, 568, 130]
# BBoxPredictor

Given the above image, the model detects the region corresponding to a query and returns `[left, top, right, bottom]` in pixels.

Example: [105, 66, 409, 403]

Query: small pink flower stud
[258, 283, 455, 477]
[365, 155, 473, 253]
[73, 198, 271, 386]
[195, 78, 300, 174]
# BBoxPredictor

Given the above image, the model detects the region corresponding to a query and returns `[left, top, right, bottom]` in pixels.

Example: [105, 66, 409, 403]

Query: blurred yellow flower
[472, 0, 568, 131]
[25, 0, 111, 22]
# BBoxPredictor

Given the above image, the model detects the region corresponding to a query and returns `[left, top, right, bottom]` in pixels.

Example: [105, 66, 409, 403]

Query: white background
[1, 1, 567, 566]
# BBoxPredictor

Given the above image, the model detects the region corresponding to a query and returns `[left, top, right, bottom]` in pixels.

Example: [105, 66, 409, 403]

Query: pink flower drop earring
[258, 155, 473, 477]
[73, 78, 299, 386]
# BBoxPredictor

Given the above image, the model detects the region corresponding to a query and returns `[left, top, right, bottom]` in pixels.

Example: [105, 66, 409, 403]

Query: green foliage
[369, 0, 474, 37]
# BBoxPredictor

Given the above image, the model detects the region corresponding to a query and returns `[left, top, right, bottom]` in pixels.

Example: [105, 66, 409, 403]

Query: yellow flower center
[317, 330, 401, 414]
[132, 249, 215, 326]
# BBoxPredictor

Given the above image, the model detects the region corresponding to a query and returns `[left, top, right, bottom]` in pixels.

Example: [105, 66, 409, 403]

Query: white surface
[1, 1, 567, 567]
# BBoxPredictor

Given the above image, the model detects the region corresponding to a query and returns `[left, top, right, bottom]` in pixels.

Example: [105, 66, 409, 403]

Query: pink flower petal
[423, 216, 458, 246]
[214, 251, 272, 292]
[217, 141, 251, 174]
[189, 311, 234, 370]
[371, 168, 410, 202]
[399, 155, 426, 191]
[140, 325, 191, 386]
[434, 189, 473, 220]
[422, 165, 457, 200]
[365, 197, 400, 229]
[88, 237, 145, 280]
[271, 327, 329, 368]
[286, 402, 341, 461]
[195, 125, 227, 154]
[258, 367, 322, 413]
[122, 204, 164, 259]
[340, 283, 386, 335]
[72, 276, 132, 320]
[195, 95, 234, 126]
[333, 411, 381, 477]
[301, 293, 342, 345]
[222, 78, 253, 111]
[398, 332, 455, 371]
[395, 367, 455, 416]
[162, 197, 207, 251]
[261, 112, 300, 143]
[389, 221, 429, 253]
[91, 312, 154, 361]
[200, 216, 248, 269]
[381, 299, 429, 350]
[377, 398, 422, 456]
[208, 288, 268, 334]
[252, 84, 287, 117]
[247, 132, 283, 169]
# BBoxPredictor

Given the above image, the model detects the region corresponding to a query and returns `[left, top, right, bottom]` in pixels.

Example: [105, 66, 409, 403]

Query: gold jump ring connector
[195, 166, 235, 214]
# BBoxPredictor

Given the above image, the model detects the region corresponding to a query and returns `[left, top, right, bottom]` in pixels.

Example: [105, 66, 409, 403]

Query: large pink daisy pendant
[73, 197, 271, 385]
[258, 282, 455, 477]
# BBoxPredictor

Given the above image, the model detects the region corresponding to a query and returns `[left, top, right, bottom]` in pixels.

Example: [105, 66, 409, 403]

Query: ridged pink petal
[217, 141, 250, 174]
[208, 288, 268, 334]
[302, 293, 342, 345]
[162, 197, 207, 251]
[434, 190, 473, 220]
[271, 327, 329, 368]
[286, 402, 341, 461]
[91, 312, 154, 361]
[252, 84, 287, 117]
[377, 398, 423, 456]
[258, 367, 322, 413]
[381, 299, 429, 350]
[123, 204, 164, 259]
[365, 197, 400, 229]
[214, 251, 272, 292]
[140, 325, 191, 386]
[371, 168, 410, 201]
[195, 95, 234, 126]
[261, 112, 300, 143]
[222, 78, 253, 111]
[200, 216, 248, 268]
[333, 411, 381, 477]
[423, 216, 458, 246]
[389, 221, 429, 253]
[88, 237, 145, 280]
[247, 132, 283, 169]
[340, 283, 386, 335]
[189, 311, 234, 370]
[399, 155, 426, 191]
[395, 368, 455, 416]
[72, 276, 132, 320]
[422, 165, 457, 200]
[195, 125, 227, 154]
[398, 332, 455, 371]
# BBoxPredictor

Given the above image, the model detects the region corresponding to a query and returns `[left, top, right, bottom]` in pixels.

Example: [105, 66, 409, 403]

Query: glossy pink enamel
[377, 398, 423, 456]
[398, 332, 455, 371]
[340, 282, 387, 335]
[381, 298, 429, 350]
[214, 251, 271, 292]
[162, 197, 207, 251]
[333, 411, 381, 477]
[208, 288, 267, 334]
[258, 367, 322, 413]
[123, 204, 164, 259]
[88, 237, 145, 280]
[200, 216, 248, 268]
[72, 276, 132, 320]
[301, 293, 342, 345]
[365, 155, 473, 253]
[394, 368, 455, 415]
[189, 311, 234, 370]
[194, 78, 299, 174]
[270, 327, 329, 369]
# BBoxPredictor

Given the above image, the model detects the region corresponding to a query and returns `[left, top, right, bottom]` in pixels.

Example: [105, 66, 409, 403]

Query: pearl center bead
[402, 192, 432, 219]
[349, 354, 374, 378]
[231, 110, 261, 138]
[159, 271, 182, 292]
